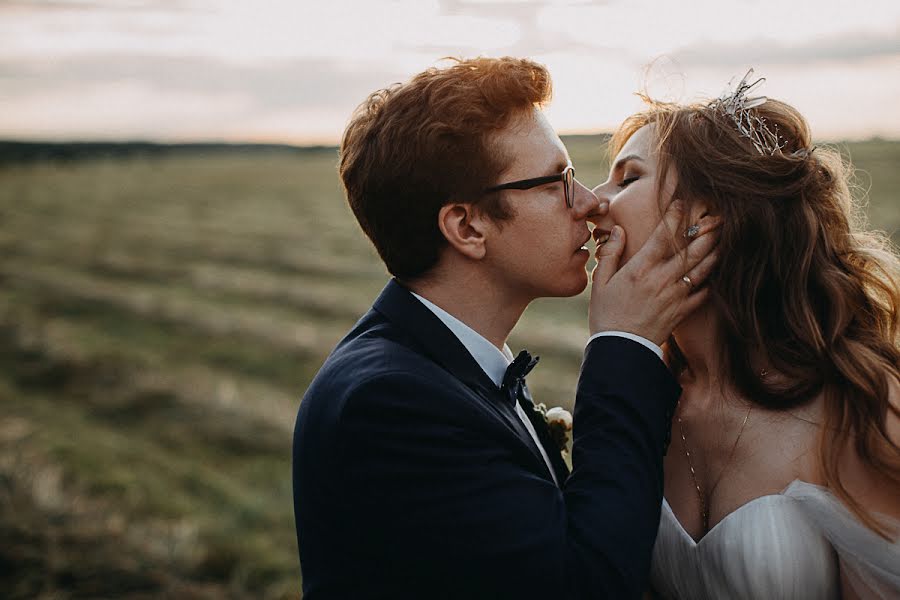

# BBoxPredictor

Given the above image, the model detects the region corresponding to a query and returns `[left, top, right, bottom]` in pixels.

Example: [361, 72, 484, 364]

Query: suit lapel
[373, 279, 497, 391]
[518, 384, 570, 484]
[372, 280, 558, 481]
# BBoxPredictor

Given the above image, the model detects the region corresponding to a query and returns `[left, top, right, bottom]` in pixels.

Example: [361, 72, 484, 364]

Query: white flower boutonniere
[533, 403, 573, 455]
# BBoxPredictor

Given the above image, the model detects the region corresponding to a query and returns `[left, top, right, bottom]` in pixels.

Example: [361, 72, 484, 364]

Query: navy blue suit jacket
[293, 280, 679, 599]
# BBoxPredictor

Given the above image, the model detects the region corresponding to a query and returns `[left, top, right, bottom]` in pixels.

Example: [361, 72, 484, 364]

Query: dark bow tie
[501, 350, 540, 405]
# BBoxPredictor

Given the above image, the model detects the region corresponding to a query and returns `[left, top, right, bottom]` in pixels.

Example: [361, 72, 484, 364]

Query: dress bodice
[650, 480, 900, 599]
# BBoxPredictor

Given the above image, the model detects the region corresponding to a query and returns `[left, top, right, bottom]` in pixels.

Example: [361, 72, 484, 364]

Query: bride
[591, 73, 900, 599]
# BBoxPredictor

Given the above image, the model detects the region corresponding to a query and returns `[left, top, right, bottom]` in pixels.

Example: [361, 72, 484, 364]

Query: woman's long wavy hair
[611, 96, 900, 537]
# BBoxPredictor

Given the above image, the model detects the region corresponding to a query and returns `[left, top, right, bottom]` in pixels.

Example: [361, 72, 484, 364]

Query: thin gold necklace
[676, 400, 752, 533]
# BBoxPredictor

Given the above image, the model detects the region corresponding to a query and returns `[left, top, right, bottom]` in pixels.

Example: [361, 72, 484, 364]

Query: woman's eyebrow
[611, 154, 645, 172]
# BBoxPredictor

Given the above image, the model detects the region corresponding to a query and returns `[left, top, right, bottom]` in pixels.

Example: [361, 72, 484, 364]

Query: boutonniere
[533, 403, 573, 455]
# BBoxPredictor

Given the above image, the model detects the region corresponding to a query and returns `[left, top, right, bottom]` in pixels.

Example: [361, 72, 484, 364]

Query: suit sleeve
[564, 336, 680, 598]
[333, 336, 679, 599]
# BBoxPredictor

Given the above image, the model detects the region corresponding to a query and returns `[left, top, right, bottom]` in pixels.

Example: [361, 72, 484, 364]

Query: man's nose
[573, 180, 607, 219]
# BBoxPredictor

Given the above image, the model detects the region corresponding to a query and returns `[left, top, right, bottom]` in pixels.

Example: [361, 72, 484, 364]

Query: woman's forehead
[613, 124, 657, 167]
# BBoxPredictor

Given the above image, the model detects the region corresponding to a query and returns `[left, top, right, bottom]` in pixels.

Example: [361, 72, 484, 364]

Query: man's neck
[406, 275, 530, 351]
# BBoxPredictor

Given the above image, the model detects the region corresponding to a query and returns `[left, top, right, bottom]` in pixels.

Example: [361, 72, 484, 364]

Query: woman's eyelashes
[617, 175, 639, 188]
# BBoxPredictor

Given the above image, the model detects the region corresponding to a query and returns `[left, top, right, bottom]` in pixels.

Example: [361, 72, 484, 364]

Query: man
[292, 57, 717, 599]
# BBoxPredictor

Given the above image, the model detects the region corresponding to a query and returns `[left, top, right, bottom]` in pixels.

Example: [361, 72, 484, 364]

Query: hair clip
[790, 146, 816, 159]
[708, 69, 786, 156]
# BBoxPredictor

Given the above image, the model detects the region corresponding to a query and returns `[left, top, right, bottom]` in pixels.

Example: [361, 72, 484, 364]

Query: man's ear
[438, 203, 489, 260]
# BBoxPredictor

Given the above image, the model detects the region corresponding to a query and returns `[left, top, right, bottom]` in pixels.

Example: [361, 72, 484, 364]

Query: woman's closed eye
[618, 175, 640, 188]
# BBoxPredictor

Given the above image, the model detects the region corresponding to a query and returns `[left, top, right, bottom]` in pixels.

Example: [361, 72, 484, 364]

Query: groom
[293, 57, 716, 599]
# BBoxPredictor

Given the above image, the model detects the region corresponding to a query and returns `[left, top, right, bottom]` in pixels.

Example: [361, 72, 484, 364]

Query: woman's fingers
[673, 285, 711, 322]
[637, 199, 685, 263]
[591, 225, 625, 286]
[671, 212, 722, 252]
[682, 249, 718, 292]
[587, 207, 720, 343]
[660, 221, 719, 284]
[656, 240, 719, 326]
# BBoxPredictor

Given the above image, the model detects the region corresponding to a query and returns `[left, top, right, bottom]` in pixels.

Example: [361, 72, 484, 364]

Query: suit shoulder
[320, 325, 437, 392]
[298, 320, 456, 425]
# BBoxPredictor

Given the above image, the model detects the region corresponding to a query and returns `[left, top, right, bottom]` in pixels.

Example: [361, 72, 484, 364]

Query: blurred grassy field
[1, 137, 897, 598]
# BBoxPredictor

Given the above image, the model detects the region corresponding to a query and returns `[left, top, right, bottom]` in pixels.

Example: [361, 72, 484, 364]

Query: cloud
[671, 29, 900, 68]
[0, 80, 251, 140]
[0, 54, 411, 142]
[1, 0, 899, 141]
[0, 54, 409, 111]
[0, 0, 192, 12]
[0, 0, 207, 60]
[0, 0, 597, 65]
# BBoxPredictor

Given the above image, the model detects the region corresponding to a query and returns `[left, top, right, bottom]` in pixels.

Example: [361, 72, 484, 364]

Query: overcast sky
[2, 0, 899, 144]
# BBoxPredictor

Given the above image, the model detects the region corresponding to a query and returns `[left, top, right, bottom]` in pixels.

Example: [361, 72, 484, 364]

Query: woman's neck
[671, 304, 728, 411]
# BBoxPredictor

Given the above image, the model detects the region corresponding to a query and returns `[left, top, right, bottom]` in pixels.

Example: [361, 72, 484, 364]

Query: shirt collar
[410, 292, 513, 388]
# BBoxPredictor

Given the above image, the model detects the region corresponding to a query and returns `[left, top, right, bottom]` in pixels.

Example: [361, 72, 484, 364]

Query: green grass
[0, 137, 897, 598]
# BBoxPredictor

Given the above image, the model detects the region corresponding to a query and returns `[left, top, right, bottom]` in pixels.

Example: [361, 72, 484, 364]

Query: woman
[591, 73, 900, 598]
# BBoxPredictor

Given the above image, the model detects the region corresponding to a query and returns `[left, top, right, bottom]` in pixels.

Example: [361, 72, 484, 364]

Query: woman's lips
[592, 228, 611, 245]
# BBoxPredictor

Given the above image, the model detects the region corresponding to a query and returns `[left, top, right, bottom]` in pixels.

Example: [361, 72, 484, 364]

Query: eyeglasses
[484, 160, 576, 208]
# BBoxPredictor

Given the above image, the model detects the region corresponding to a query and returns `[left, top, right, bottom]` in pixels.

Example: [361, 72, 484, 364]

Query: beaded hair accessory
[708, 69, 786, 156]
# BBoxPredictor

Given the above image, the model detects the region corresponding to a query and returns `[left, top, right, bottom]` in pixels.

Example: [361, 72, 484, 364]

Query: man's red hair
[339, 57, 552, 280]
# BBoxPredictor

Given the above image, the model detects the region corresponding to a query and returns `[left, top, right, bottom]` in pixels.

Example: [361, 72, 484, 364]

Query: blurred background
[1, 1, 898, 598]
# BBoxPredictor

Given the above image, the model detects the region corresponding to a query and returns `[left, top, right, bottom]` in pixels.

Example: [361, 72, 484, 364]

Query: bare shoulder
[836, 374, 900, 521]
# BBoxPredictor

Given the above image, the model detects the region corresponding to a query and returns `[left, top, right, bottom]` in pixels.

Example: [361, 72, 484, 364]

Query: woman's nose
[573, 180, 608, 219]
[587, 181, 615, 227]
[591, 180, 612, 202]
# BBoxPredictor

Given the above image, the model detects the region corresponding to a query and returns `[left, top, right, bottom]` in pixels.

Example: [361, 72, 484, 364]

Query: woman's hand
[588, 199, 720, 346]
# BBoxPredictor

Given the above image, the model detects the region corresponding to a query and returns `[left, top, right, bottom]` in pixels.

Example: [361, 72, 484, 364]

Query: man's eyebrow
[611, 154, 645, 172]
[550, 156, 572, 173]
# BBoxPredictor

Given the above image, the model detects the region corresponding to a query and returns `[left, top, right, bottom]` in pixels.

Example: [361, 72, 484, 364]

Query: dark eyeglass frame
[484, 160, 576, 208]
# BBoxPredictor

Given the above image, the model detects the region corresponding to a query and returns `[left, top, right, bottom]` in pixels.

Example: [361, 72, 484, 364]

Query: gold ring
[681, 275, 693, 289]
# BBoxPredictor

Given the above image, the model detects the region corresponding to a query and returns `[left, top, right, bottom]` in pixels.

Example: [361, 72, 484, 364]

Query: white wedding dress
[650, 480, 900, 599]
